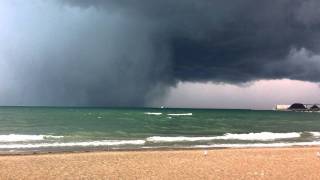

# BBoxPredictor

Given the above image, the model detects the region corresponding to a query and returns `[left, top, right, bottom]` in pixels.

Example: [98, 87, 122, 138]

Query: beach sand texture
[0, 147, 320, 179]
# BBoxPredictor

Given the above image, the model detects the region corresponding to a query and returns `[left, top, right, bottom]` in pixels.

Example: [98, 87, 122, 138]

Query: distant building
[274, 105, 290, 111]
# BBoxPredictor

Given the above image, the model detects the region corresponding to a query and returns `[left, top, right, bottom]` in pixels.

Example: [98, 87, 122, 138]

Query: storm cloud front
[1, 0, 320, 106]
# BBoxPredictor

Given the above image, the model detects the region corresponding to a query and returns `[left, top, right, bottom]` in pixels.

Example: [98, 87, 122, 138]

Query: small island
[275, 103, 320, 112]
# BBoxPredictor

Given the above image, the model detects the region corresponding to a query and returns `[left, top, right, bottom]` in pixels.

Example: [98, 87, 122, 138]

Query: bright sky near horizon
[161, 79, 320, 110]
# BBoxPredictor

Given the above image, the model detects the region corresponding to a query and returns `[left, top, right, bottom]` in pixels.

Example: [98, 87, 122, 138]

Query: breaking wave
[146, 132, 302, 142]
[310, 132, 320, 137]
[0, 134, 63, 142]
[193, 141, 320, 148]
[144, 112, 162, 115]
[0, 140, 145, 149]
[1, 132, 319, 150]
[167, 113, 192, 116]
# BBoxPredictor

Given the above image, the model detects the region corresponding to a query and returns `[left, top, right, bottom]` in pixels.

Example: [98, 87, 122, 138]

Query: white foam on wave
[2, 132, 319, 149]
[144, 112, 162, 115]
[219, 132, 301, 141]
[194, 141, 320, 148]
[146, 132, 301, 142]
[0, 140, 145, 149]
[310, 132, 320, 137]
[0, 134, 63, 142]
[147, 136, 217, 142]
[167, 113, 192, 116]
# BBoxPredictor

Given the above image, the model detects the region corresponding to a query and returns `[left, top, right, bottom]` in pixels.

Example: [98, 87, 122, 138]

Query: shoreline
[0, 146, 228, 156]
[0, 146, 319, 179]
[1, 145, 320, 156]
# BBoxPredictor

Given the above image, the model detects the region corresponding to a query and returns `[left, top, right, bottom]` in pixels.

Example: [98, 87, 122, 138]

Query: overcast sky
[1, 1, 320, 109]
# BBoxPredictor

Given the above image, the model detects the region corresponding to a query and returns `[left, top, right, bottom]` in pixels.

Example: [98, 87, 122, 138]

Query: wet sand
[0, 147, 320, 179]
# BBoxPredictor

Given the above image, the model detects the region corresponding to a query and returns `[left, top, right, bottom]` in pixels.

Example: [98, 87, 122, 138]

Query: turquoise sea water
[0, 107, 320, 153]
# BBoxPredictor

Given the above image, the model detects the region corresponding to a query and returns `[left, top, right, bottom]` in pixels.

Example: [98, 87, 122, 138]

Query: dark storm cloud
[62, 0, 320, 83]
[1, 0, 320, 106]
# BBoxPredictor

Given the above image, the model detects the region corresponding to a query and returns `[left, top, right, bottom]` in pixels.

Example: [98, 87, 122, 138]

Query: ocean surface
[0, 107, 320, 153]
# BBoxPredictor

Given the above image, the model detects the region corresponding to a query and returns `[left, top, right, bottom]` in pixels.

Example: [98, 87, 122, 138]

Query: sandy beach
[0, 147, 319, 179]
